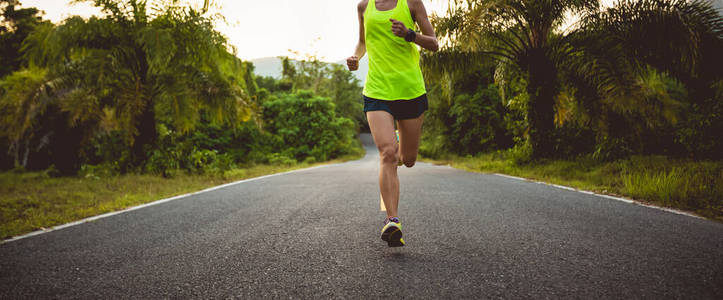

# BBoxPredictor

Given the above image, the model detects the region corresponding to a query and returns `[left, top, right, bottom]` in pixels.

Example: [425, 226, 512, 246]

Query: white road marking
[4, 160, 705, 244]
[3, 165, 332, 244]
[494, 173, 702, 219]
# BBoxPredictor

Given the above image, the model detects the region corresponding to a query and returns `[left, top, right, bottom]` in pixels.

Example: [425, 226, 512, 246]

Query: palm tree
[21, 0, 252, 171]
[430, 0, 600, 158]
[0, 67, 53, 169]
[0, 0, 49, 77]
[564, 0, 722, 157]
[578, 0, 722, 88]
[429, 0, 721, 158]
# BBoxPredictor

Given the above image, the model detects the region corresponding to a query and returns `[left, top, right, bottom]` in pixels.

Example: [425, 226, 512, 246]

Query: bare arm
[347, 0, 368, 71]
[391, 0, 438, 52]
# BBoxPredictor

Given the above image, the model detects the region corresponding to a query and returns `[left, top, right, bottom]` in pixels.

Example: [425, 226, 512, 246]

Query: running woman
[347, 0, 438, 247]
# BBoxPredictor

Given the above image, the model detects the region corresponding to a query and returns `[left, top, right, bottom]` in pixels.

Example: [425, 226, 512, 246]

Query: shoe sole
[381, 226, 405, 247]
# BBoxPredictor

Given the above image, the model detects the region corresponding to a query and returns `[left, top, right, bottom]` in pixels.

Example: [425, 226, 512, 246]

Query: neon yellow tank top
[363, 0, 426, 100]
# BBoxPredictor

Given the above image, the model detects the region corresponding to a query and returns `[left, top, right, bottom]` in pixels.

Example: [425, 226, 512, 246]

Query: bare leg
[366, 111, 399, 218]
[397, 114, 424, 168]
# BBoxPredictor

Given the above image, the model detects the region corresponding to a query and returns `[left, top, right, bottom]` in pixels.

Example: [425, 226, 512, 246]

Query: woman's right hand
[347, 56, 359, 71]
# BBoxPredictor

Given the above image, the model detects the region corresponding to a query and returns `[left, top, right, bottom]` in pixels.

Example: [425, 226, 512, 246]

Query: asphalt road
[2, 134, 722, 299]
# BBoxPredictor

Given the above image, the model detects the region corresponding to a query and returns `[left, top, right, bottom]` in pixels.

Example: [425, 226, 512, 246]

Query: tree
[431, 0, 600, 158]
[0, 0, 47, 77]
[319, 64, 364, 131]
[0, 67, 52, 169]
[21, 0, 252, 172]
[430, 0, 722, 158]
[569, 0, 723, 158]
[280, 53, 328, 94]
[261, 90, 357, 162]
[278, 55, 365, 130]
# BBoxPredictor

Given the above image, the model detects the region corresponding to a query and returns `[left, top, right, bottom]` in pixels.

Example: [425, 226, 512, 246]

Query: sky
[20, 0, 451, 62]
[19, 0, 719, 62]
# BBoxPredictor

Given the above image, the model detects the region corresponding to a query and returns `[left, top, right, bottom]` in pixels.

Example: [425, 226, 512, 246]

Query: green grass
[422, 153, 723, 222]
[0, 152, 363, 240]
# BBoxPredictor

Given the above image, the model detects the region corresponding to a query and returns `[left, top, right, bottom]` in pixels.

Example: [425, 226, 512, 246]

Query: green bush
[447, 84, 513, 154]
[209, 153, 236, 173]
[266, 153, 297, 165]
[188, 149, 218, 173]
[79, 163, 119, 179]
[262, 91, 357, 162]
[421, 82, 515, 159]
[419, 132, 449, 159]
[592, 136, 635, 162]
[146, 146, 182, 178]
[674, 94, 723, 159]
[509, 140, 533, 165]
[550, 124, 596, 158]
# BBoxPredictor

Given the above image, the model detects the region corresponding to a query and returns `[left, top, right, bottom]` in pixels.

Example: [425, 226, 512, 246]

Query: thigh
[397, 113, 424, 158]
[366, 110, 397, 150]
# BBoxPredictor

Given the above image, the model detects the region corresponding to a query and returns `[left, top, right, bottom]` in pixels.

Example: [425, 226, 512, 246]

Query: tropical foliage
[423, 0, 722, 160]
[262, 90, 357, 163]
[0, 0, 362, 176]
[278, 55, 366, 130]
[0, 0, 47, 77]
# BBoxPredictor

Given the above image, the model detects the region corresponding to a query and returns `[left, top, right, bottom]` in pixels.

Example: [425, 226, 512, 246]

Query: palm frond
[580, 0, 723, 82]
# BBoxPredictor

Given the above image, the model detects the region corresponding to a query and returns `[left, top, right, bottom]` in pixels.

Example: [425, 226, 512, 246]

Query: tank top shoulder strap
[397, 0, 407, 12]
[364, 0, 375, 18]
[398, 0, 413, 21]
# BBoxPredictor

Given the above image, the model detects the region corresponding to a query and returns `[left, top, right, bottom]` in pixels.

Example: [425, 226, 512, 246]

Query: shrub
[266, 153, 297, 165]
[262, 91, 357, 162]
[509, 140, 533, 165]
[592, 136, 635, 162]
[447, 84, 513, 154]
[79, 163, 118, 179]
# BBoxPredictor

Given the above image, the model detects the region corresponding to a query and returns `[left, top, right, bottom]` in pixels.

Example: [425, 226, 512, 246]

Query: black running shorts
[362, 94, 428, 120]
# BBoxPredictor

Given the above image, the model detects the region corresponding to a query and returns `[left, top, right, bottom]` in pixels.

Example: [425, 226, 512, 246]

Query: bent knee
[378, 145, 398, 164]
[403, 157, 417, 168]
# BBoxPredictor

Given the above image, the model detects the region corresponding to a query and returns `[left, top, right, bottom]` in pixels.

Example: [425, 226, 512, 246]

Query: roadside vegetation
[1, 0, 721, 238]
[0, 0, 365, 239]
[424, 153, 723, 221]
[420, 0, 722, 219]
[0, 153, 362, 240]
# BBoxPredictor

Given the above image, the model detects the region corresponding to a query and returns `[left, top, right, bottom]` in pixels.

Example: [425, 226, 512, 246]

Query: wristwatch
[404, 28, 416, 42]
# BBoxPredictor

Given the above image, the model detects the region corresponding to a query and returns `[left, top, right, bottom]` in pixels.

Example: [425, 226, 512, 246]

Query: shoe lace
[384, 217, 400, 225]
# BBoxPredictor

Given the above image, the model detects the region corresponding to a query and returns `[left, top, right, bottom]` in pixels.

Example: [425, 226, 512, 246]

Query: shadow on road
[382, 251, 406, 260]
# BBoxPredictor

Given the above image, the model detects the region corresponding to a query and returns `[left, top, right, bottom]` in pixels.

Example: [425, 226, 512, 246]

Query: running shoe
[381, 217, 405, 247]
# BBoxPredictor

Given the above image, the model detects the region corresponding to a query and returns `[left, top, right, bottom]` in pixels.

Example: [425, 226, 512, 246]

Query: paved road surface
[2, 134, 722, 299]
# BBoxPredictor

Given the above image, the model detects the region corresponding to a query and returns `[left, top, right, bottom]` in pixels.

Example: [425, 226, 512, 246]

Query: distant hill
[250, 56, 368, 84]
[334, 56, 369, 85]
[249, 57, 284, 79]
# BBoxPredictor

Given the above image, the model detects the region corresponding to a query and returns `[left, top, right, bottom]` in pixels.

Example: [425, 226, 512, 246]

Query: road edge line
[493, 173, 703, 219]
[3, 164, 333, 244]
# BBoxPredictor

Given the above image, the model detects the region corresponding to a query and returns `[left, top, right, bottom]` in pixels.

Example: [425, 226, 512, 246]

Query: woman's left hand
[389, 19, 408, 38]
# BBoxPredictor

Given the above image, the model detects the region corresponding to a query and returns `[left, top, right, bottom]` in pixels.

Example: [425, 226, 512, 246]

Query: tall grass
[423, 154, 723, 221]
[622, 169, 687, 206]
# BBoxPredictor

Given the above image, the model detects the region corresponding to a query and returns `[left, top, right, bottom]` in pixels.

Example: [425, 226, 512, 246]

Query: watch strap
[404, 29, 416, 42]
